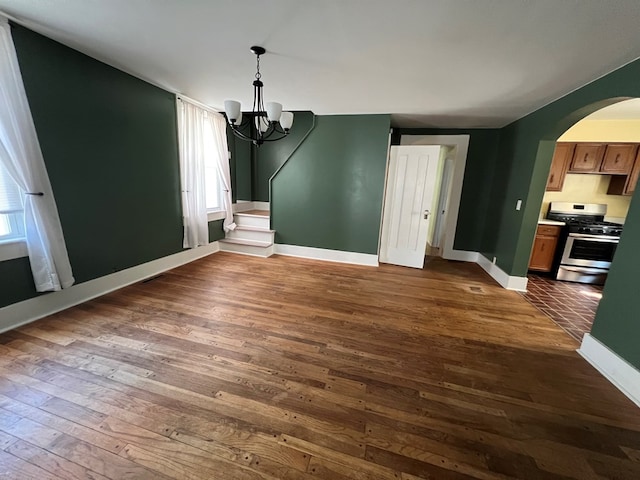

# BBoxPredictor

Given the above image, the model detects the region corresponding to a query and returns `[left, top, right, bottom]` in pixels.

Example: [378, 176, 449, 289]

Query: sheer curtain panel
[177, 97, 236, 249]
[0, 18, 74, 291]
[177, 98, 209, 248]
[208, 112, 235, 233]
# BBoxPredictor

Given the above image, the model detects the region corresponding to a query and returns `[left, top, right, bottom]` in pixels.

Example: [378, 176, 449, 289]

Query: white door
[379, 145, 441, 268]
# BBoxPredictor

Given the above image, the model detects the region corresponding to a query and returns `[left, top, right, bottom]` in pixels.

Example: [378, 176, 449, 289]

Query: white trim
[232, 201, 270, 213]
[207, 210, 226, 221]
[399, 135, 470, 262]
[253, 201, 270, 211]
[445, 250, 479, 263]
[274, 244, 379, 267]
[476, 253, 528, 291]
[0, 242, 221, 334]
[0, 239, 27, 261]
[578, 333, 640, 408]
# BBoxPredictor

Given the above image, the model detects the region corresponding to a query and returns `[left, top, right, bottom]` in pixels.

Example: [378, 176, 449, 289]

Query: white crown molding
[578, 333, 640, 408]
[0, 242, 220, 334]
[275, 244, 378, 267]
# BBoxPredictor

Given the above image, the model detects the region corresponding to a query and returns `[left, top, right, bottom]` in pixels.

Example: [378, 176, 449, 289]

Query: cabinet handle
[549, 173, 554, 183]
[615, 154, 620, 163]
[540, 244, 545, 251]
[584, 153, 588, 162]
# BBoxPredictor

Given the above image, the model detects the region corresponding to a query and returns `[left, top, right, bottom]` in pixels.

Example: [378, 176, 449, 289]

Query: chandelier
[224, 46, 294, 146]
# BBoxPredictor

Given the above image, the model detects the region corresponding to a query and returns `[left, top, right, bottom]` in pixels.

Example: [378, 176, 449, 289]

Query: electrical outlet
[516, 199, 522, 211]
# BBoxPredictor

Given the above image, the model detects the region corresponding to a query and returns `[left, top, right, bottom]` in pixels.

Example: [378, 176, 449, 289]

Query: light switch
[516, 199, 522, 211]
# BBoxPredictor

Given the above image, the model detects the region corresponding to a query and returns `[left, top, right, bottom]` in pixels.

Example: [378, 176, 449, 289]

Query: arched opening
[521, 97, 640, 342]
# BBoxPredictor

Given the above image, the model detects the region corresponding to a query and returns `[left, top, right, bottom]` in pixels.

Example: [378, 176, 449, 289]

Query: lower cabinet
[529, 224, 562, 272]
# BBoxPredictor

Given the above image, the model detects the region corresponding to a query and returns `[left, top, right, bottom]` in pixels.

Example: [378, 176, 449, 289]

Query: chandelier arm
[228, 124, 258, 142]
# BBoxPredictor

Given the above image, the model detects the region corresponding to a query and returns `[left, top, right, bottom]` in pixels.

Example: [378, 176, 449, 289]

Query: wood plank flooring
[0, 253, 639, 479]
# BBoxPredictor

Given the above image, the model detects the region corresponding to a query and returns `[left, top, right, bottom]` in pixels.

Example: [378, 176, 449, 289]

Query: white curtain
[0, 18, 74, 292]
[177, 97, 235, 249]
[207, 112, 236, 233]
[177, 99, 209, 248]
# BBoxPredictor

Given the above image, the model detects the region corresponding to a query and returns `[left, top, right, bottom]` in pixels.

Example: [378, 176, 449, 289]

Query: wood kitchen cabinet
[568, 143, 606, 172]
[529, 224, 562, 272]
[600, 144, 637, 174]
[608, 146, 640, 195]
[546, 143, 574, 191]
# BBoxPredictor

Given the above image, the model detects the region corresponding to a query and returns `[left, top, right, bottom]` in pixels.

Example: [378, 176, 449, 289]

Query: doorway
[378, 134, 469, 267]
[523, 98, 640, 341]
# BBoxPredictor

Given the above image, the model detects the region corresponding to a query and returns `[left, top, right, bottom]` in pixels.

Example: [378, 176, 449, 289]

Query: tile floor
[520, 274, 603, 342]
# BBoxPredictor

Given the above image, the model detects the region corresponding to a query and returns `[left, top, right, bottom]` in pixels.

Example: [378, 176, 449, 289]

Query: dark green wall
[271, 115, 390, 254]
[485, 58, 640, 369]
[394, 129, 502, 253]
[0, 24, 220, 309]
[227, 129, 252, 201]
[591, 187, 640, 368]
[253, 112, 316, 202]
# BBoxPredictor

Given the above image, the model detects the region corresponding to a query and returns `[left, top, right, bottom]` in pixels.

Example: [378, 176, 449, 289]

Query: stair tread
[220, 238, 272, 247]
[234, 225, 275, 233]
[235, 210, 269, 217]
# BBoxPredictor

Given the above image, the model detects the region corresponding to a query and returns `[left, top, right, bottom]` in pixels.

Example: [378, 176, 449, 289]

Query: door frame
[380, 134, 470, 261]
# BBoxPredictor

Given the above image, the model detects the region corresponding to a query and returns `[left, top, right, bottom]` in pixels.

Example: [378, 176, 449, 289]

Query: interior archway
[521, 97, 640, 341]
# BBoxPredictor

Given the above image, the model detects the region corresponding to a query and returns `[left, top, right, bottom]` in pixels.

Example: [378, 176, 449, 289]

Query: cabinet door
[625, 148, 640, 195]
[600, 144, 637, 174]
[546, 143, 573, 191]
[569, 143, 605, 172]
[529, 235, 558, 272]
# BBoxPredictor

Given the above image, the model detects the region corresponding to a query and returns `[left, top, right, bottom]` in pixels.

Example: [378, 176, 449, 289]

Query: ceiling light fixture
[224, 46, 294, 146]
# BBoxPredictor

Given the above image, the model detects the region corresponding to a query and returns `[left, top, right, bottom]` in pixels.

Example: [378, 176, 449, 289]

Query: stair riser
[234, 216, 270, 229]
[226, 230, 275, 243]
[220, 242, 274, 258]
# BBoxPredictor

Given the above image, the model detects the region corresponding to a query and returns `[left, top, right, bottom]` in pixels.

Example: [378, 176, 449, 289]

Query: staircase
[219, 210, 275, 257]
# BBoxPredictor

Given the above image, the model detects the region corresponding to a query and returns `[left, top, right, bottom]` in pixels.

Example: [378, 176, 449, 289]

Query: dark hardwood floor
[0, 252, 638, 479]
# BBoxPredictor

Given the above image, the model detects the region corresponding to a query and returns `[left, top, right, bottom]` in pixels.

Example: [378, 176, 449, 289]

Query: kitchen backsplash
[540, 173, 632, 219]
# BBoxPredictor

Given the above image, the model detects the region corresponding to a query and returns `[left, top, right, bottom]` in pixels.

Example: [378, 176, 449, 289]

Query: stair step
[220, 238, 271, 247]
[235, 225, 274, 233]
[234, 212, 270, 229]
[219, 238, 274, 258]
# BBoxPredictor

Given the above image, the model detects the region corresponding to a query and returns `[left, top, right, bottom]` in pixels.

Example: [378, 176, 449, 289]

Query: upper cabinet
[608, 146, 640, 196]
[549, 142, 640, 195]
[546, 143, 574, 191]
[568, 143, 606, 172]
[600, 144, 638, 174]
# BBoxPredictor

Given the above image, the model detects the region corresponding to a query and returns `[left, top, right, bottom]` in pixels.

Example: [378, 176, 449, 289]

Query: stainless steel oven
[547, 202, 623, 285]
[557, 233, 619, 284]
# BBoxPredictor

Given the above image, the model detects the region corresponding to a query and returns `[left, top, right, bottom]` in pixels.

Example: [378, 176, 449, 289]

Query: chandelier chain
[255, 55, 261, 80]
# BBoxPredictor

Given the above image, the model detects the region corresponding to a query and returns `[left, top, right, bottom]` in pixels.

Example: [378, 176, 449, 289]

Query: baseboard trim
[253, 201, 270, 211]
[274, 244, 379, 267]
[476, 253, 528, 292]
[443, 250, 479, 263]
[0, 242, 221, 334]
[233, 201, 270, 213]
[578, 333, 640, 408]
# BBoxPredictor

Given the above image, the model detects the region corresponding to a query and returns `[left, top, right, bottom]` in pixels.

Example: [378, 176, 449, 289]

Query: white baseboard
[0, 242, 221, 334]
[274, 244, 379, 267]
[444, 250, 480, 263]
[253, 201, 270, 211]
[476, 253, 528, 292]
[232, 201, 270, 213]
[578, 333, 640, 408]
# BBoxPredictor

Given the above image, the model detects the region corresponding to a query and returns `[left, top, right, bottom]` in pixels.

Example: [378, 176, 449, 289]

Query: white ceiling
[2, 0, 640, 128]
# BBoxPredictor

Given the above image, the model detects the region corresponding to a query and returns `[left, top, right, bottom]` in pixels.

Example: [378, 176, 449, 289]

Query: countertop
[538, 219, 565, 226]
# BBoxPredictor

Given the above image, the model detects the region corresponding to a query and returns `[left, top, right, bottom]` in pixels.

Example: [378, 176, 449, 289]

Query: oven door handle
[568, 233, 620, 243]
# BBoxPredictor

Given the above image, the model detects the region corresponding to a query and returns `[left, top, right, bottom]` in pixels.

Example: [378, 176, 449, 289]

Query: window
[203, 113, 224, 212]
[0, 164, 24, 242]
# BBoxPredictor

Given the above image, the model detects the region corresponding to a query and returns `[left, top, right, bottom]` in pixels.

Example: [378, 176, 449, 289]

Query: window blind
[0, 164, 22, 214]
